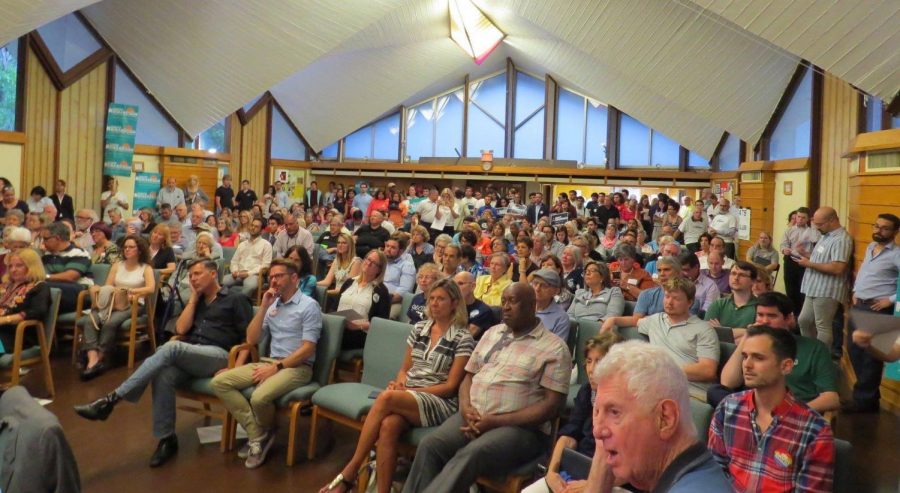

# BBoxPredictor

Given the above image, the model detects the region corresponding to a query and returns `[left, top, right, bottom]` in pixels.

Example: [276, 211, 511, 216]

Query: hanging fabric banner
[133, 172, 161, 210]
[104, 103, 140, 177]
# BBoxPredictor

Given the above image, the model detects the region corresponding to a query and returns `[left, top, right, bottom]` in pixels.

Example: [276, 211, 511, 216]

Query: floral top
[92, 242, 121, 265]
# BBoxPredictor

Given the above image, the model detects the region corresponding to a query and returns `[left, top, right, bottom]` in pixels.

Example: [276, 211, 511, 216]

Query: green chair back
[574, 319, 601, 385]
[91, 263, 112, 285]
[397, 292, 416, 323]
[689, 399, 714, 442]
[566, 317, 579, 355]
[833, 438, 852, 493]
[45, 288, 62, 347]
[618, 326, 647, 341]
[315, 284, 328, 310]
[718, 341, 736, 374]
[361, 317, 412, 388]
[222, 247, 237, 266]
[313, 314, 345, 386]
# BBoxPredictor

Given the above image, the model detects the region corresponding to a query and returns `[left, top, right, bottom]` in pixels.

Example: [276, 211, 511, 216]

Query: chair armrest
[228, 343, 259, 368]
[13, 320, 42, 354]
[74, 289, 90, 314]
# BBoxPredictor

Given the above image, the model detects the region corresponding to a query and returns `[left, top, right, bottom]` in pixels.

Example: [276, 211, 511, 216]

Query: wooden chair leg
[71, 324, 81, 365]
[203, 402, 212, 426]
[307, 405, 320, 460]
[220, 411, 231, 453]
[127, 319, 138, 369]
[38, 326, 55, 399]
[286, 401, 302, 466]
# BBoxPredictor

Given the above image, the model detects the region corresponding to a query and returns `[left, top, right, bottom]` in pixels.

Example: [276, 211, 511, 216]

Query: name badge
[816, 246, 825, 254]
[627, 278, 639, 286]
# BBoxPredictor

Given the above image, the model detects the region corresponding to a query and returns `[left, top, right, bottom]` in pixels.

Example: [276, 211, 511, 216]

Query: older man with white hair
[585, 341, 731, 493]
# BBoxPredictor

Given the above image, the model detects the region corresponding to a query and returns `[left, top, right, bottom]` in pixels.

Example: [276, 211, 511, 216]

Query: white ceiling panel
[0, 0, 100, 46]
[82, 0, 404, 136]
[686, 0, 900, 100]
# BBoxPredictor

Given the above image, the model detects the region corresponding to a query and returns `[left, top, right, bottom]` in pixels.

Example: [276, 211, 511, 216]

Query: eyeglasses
[363, 258, 382, 268]
[269, 272, 290, 280]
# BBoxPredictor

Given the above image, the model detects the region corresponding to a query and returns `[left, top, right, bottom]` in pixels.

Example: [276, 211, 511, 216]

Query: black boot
[73, 391, 120, 421]
[149, 435, 178, 467]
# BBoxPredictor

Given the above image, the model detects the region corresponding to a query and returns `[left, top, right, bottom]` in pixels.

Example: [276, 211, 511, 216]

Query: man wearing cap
[529, 268, 571, 342]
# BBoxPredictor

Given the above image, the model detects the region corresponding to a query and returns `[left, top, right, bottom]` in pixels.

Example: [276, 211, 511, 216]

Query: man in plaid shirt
[708, 325, 834, 492]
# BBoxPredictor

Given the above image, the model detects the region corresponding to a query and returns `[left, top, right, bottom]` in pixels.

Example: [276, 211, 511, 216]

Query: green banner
[133, 172, 161, 210]
[104, 103, 139, 177]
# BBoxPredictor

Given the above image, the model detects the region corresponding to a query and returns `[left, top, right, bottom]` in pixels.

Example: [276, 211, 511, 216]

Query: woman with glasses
[321, 278, 474, 493]
[318, 233, 361, 297]
[746, 231, 779, 273]
[567, 261, 625, 321]
[78, 235, 155, 380]
[406, 263, 446, 324]
[336, 249, 391, 350]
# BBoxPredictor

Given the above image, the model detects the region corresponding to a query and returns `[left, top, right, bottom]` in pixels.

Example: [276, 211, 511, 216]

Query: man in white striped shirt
[794, 207, 853, 347]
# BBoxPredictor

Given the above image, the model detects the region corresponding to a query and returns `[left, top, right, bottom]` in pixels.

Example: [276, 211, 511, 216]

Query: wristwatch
[276, 361, 285, 371]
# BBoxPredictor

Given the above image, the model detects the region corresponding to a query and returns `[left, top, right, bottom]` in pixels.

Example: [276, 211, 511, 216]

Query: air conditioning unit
[741, 171, 762, 183]
[866, 150, 900, 171]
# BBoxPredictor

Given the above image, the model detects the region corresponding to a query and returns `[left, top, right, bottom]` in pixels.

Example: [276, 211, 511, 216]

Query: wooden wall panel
[820, 73, 859, 225]
[738, 177, 775, 260]
[240, 106, 267, 194]
[23, 46, 57, 195]
[58, 62, 107, 214]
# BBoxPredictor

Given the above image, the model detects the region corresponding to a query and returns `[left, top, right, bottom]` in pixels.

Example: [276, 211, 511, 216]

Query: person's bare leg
[320, 390, 421, 493]
[86, 349, 100, 368]
[375, 414, 409, 493]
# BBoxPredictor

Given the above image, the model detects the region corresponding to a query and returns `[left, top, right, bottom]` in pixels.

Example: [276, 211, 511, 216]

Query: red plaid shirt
[708, 389, 834, 492]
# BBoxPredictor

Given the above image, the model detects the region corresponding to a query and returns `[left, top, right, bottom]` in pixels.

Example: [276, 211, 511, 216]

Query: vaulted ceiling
[2, 0, 897, 156]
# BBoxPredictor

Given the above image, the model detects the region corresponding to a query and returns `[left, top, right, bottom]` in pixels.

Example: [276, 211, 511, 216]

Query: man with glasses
[72, 209, 98, 251]
[224, 218, 273, 298]
[41, 221, 93, 313]
[845, 213, 900, 413]
[157, 177, 185, 210]
[704, 261, 759, 333]
[794, 207, 853, 348]
[529, 269, 571, 342]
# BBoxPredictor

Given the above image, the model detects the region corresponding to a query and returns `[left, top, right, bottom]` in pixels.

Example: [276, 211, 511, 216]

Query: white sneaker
[244, 432, 275, 469]
[237, 441, 251, 459]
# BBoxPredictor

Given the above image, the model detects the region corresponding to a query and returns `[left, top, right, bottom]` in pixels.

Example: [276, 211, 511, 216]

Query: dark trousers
[848, 301, 892, 406]
[725, 242, 736, 261]
[686, 242, 700, 253]
[782, 255, 806, 317]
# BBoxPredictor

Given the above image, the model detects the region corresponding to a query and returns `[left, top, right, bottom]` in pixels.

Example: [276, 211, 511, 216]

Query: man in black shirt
[593, 195, 620, 228]
[51, 179, 75, 221]
[215, 174, 235, 212]
[234, 179, 258, 211]
[74, 259, 253, 467]
[354, 210, 390, 258]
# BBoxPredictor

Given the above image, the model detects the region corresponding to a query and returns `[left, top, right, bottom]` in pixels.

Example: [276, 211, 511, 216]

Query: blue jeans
[115, 341, 228, 439]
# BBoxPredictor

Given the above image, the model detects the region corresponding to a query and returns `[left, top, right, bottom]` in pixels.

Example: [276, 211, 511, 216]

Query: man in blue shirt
[352, 182, 373, 214]
[383, 233, 416, 318]
[211, 258, 322, 468]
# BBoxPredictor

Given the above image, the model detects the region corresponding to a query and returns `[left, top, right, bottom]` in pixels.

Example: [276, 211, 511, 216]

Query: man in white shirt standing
[274, 181, 290, 209]
[224, 218, 273, 298]
[272, 213, 314, 258]
[708, 199, 738, 260]
[416, 187, 442, 241]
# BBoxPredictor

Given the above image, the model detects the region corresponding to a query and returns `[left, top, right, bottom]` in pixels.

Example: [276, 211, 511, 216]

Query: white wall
[0, 143, 23, 191]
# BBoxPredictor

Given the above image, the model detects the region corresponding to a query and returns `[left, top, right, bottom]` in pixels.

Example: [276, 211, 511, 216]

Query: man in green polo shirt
[709, 292, 839, 413]
[705, 261, 758, 332]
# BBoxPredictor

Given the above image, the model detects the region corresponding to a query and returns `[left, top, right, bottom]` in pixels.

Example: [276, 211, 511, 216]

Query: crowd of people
[0, 172, 895, 492]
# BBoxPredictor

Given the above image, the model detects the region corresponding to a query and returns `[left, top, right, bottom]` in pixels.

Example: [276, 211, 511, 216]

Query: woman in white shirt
[26, 186, 53, 213]
[336, 249, 391, 350]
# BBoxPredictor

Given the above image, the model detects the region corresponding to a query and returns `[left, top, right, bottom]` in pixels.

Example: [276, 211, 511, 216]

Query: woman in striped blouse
[320, 278, 474, 493]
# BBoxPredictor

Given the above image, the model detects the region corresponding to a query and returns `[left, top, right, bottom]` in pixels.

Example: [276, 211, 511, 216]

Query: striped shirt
[42, 244, 93, 285]
[779, 225, 821, 254]
[405, 320, 474, 389]
[800, 227, 853, 301]
[466, 321, 572, 433]
[708, 390, 834, 493]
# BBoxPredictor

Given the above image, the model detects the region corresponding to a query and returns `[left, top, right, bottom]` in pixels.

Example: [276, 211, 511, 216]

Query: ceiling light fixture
[449, 0, 505, 65]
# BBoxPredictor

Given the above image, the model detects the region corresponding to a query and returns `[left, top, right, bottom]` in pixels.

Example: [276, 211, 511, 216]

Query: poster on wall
[274, 168, 306, 201]
[103, 103, 139, 177]
[737, 208, 751, 241]
[133, 172, 161, 210]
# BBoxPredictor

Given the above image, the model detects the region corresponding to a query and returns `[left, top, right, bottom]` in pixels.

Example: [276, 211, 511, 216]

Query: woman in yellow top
[473, 253, 512, 306]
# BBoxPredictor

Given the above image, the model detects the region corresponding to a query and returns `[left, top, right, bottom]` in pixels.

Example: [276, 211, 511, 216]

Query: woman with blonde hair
[183, 175, 209, 207]
[0, 248, 50, 354]
[746, 231, 779, 273]
[237, 210, 253, 242]
[406, 263, 446, 324]
[318, 232, 361, 296]
[320, 277, 474, 493]
[336, 249, 391, 349]
[438, 188, 460, 235]
[148, 224, 176, 275]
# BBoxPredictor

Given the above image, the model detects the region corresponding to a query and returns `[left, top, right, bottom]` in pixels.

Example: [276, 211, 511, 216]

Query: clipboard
[849, 308, 900, 353]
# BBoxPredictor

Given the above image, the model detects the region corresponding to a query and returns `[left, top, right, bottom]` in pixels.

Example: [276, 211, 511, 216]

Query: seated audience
[511, 237, 538, 282]
[90, 223, 121, 265]
[453, 272, 499, 340]
[529, 269, 571, 341]
[708, 326, 835, 492]
[402, 283, 572, 492]
[637, 278, 719, 401]
[593, 223, 620, 261]
[0, 185, 29, 219]
[700, 236, 735, 271]
[78, 235, 156, 379]
[644, 241, 681, 277]
[216, 218, 239, 248]
[609, 244, 653, 302]
[522, 332, 622, 493]
[679, 252, 720, 315]
[336, 249, 391, 350]
[474, 253, 512, 306]
[282, 245, 317, 297]
[601, 256, 679, 332]
[317, 215, 346, 267]
[407, 225, 434, 270]
[354, 210, 390, 259]
[458, 243, 484, 277]
[567, 261, 624, 322]
[704, 261, 758, 332]
[709, 292, 839, 413]
[702, 251, 731, 294]
[223, 218, 273, 298]
[0, 249, 52, 354]
[585, 341, 731, 492]
[540, 255, 573, 309]
[560, 245, 584, 294]
[74, 259, 253, 467]
[41, 222, 93, 313]
[321, 278, 474, 493]
[746, 231, 779, 273]
[107, 207, 127, 243]
[0, 227, 33, 279]
[272, 213, 313, 258]
[440, 244, 463, 277]
[212, 259, 321, 468]
[406, 263, 445, 324]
